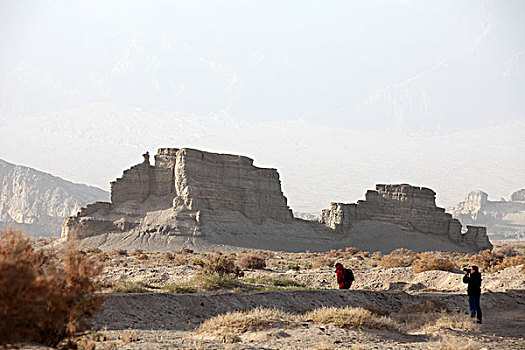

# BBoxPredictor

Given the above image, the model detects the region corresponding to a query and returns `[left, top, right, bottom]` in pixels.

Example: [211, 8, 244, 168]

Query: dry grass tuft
[188, 273, 248, 292]
[304, 306, 397, 330]
[111, 281, 151, 293]
[196, 307, 295, 343]
[424, 313, 480, 333]
[413, 252, 456, 273]
[380, 248, 415, 268]
[428, 336, 483, 349]
[0, 228, 104, 347]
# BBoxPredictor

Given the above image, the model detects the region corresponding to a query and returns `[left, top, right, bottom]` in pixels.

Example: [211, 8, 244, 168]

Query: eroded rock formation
[63, 148, 292, 240]
[319, 184, 492, 250]
[448, 189, 525, 240]
[63, 148, 491, 252]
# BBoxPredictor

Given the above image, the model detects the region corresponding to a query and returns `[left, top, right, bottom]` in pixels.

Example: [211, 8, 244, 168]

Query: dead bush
[413, 252, 456, 273]
[0, 228, 104, 347]
[345, 247, 359, 255]
[496, 245, 520, 257]
[200, 251, 243, 277]
[176, 247, 194, 255]
[326, 249, 344, 258]
[113, 249, 127, 256]
[500, 255, 525, 269]
[380, 248, 415, 268]
[84, 247, 102, 254]
[469, 250, 504, 272]
[136, 253, 148, 260]
[237, 250, 267, 269]
[312, 257, 335, 269]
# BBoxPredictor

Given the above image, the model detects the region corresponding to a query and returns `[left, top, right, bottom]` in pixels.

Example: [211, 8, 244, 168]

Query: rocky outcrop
[63, 149, 490, 253]
[448, 190, 525, 240]
[319, 184, 492, 250]
[62, 148, 292, 240]
[0, 159, 109, 236]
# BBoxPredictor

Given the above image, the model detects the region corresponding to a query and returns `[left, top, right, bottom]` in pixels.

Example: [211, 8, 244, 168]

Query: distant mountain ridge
[447, 189, 525, 241]
[0, 159, 109, 236]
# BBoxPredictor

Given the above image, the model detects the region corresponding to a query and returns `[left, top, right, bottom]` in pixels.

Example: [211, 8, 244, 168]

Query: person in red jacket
[335, 263, 352, 289]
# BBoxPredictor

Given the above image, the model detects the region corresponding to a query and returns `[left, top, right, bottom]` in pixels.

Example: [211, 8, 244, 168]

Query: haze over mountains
[1, 103, 523, 215]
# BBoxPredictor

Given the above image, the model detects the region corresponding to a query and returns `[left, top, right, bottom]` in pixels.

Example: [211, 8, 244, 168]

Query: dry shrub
[304, 306, 397, 330]
[176, 247, 194, 254]
[345, 247, 359, 255]
[496, 245, 519, 257]
[131, 248, 143, 256]
[136, 253, 148, 260]
[196, 307, 295, 343]
[172, 254, 190, 266]
[500, 255, 525, 269]
[372, 251, 383, 260]
[326, 249, 344, 258]
[413, 252, 456, 273]
[380, 248, 415, 268]
[200, 251, 242, 276]
[312, 257, 335, 269]
[164, 252, 174, 260]
[120, 329, 141, 344]
[0, 228, 104, 347]
[237, 250, 267, 269]
[84, 247, 102, 254]
[469, 250, 504, 272]
[113, 249, 127, 256]
[354, 251, 370, 259]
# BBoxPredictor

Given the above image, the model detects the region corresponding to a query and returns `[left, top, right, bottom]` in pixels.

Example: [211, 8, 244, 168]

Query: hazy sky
[1, 0, 524, 131]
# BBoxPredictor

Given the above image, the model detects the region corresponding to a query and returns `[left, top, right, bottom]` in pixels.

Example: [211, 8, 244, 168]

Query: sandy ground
[82, 263, 525, 350]
[17, 241, 525, 349]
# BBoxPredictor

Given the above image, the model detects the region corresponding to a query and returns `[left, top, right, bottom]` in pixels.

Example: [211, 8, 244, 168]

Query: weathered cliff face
[448, 189, 525, 240]
[318, 184, 493, 250]
[63, 149, 490, 253]
[62, 148, 292, 240]
[0, 159, 109, 236]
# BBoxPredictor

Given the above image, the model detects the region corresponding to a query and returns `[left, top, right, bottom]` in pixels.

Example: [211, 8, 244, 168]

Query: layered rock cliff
[448, 190, 525, 240]
[0, 159, 109, 235]
[63, 148, 491, 253]
[318, 184, 492, 251]
[62, 148, 292, 240]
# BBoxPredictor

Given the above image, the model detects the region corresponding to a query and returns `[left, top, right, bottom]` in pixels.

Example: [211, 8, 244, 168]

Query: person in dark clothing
[463, 265, 482, 323]
[335, 263, 352, 289]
